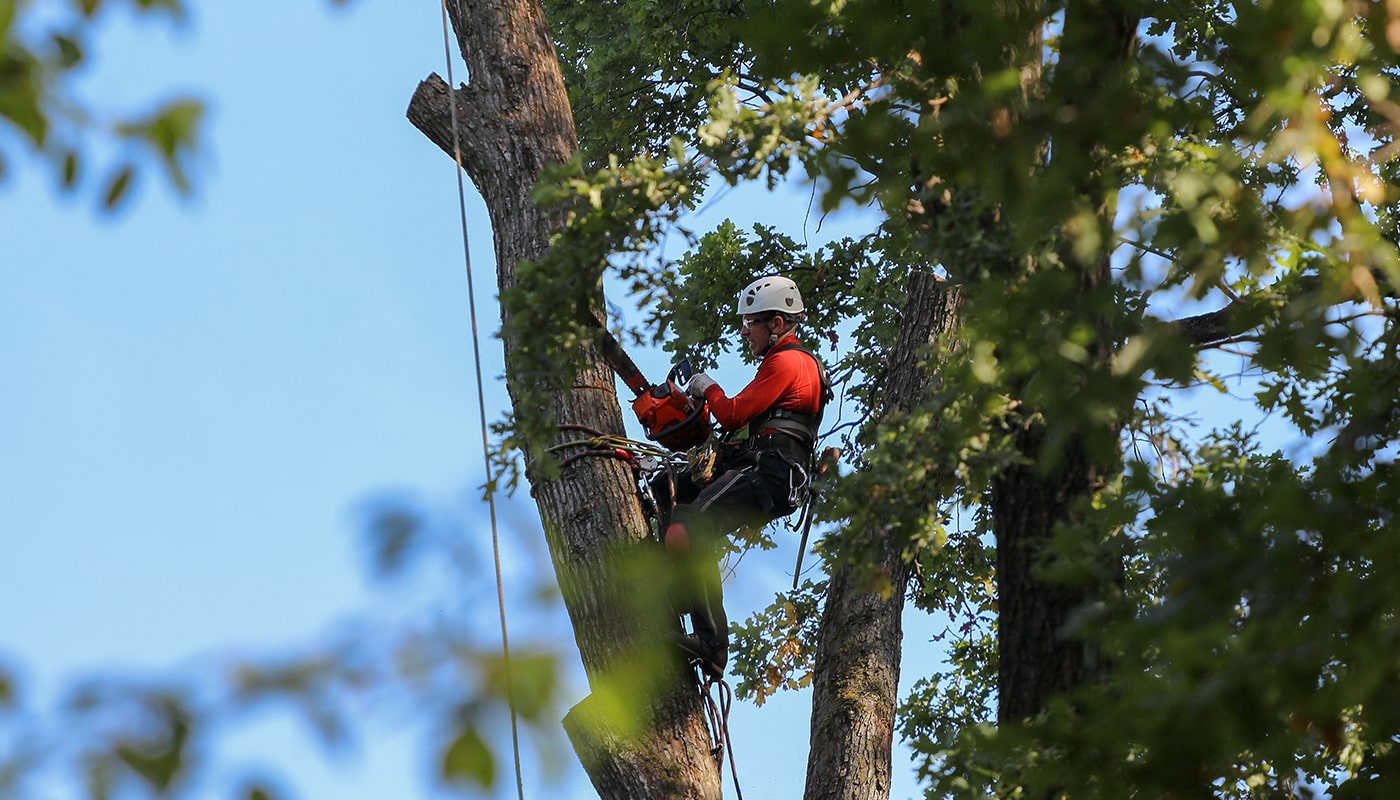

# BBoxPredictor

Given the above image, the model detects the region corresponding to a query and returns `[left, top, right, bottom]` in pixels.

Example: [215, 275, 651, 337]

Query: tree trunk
[991, 436, 1108, 722]
[804, 272, 964, 800]
[991, 0, 1142, 724]
[406, 1, 720, 797]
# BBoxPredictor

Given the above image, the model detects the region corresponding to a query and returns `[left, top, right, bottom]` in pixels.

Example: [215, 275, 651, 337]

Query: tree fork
[406, 1, 721, 796]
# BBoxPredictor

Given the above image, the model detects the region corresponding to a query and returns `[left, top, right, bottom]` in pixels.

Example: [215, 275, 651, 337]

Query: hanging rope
[699, 674, 744, 800]
[438, 3, 525, 799]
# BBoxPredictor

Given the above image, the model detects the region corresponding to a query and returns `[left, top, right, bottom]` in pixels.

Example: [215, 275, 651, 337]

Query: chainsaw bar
[584, 314, 711, 450]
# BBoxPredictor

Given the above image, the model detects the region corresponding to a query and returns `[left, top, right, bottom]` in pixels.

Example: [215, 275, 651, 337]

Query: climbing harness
[747, 341, 834, 451]
[547, 425, 697, 537]
[437, 3, 524, 798]
[550, 424, 670, 470]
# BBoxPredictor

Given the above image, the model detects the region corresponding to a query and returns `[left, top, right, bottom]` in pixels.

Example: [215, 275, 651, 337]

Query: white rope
[438, 3, 525, 798]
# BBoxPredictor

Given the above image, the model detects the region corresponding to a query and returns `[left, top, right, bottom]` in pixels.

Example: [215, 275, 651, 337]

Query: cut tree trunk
[804, 272, 964, 800]
[406, 1, 720, 797]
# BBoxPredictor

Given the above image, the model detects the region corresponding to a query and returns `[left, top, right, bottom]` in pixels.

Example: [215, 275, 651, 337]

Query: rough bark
[804, 273, 964, 800]
[406, 1, 720, 797]
[991, 435, 1110, 722]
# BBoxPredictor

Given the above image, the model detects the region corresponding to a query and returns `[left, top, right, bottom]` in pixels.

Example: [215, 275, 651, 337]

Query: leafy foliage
[729, 582, 823, 704]
[544, 0, 752, 168]
[506, 0, 1400, 796]
[0, 494, 569, 800]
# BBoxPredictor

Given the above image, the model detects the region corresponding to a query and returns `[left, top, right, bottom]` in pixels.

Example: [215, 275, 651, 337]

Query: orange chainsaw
[588, 316, 712, 451]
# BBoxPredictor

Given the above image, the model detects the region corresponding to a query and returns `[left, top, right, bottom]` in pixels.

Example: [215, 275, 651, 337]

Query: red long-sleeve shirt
[702, 333, 824, 433]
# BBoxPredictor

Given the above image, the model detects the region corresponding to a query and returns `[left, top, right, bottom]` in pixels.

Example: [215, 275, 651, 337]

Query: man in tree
[666, 275, 831, 679]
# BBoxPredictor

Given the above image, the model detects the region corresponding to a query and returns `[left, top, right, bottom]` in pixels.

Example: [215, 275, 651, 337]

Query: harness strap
[747, 342, 833, 448]
[753, 412, 822, 449]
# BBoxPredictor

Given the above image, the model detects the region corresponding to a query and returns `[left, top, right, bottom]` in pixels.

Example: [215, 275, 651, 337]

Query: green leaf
[485, 652, 557, 720]
[115, 695, 190, 794]
[0, 666, 14, 709]
[441, 726, 495, 789]
[85, 757, 115, 800]
[61, 149, 79, 189]
[363, 503, 422, 578]
[117, 98, 204, 194]
[133, 0, 187, 23]
[0, 48, 48, 146]
[51, 33, 83, 68]
[102, 164, 135, 210]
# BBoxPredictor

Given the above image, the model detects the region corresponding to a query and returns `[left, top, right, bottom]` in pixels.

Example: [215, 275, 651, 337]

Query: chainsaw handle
[667, 358, 694, 388]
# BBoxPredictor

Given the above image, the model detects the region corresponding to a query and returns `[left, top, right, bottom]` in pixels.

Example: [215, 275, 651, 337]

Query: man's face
[741, 314, 776, 356]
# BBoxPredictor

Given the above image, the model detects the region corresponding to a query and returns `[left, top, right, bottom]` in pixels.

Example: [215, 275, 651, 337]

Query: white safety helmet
[736, 275, 805, 317]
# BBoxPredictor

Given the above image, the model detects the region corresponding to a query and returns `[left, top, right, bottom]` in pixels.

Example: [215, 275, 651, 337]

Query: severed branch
[407, 74, 487, 172]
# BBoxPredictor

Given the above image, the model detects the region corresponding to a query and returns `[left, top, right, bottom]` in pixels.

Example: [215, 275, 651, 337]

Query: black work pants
[668, 446, 808, 653]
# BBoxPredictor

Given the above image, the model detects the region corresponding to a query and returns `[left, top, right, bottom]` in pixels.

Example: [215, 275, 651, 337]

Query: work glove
[687, 372, 717, 399]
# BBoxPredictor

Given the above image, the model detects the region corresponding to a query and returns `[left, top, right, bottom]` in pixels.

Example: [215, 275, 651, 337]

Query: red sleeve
[703, 342, 822, 431]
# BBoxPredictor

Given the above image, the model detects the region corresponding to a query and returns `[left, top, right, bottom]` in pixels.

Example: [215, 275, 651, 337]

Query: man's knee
[664, 521, 689, 558]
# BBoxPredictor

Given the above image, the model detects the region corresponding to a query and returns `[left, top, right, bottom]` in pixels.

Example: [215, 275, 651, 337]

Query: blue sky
[0, 2, 934, 798]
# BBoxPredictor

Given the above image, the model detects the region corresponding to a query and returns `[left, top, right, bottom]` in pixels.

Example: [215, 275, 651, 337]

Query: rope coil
[699, 674, 744, 800]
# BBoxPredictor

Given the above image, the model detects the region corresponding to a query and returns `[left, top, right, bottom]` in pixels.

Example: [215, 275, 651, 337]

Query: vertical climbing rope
[438, 3, 525, 799]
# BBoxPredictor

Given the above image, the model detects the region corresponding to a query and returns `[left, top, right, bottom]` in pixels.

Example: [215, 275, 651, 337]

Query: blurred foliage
[0, 0, 351, 210]
[0, 491, 572, 800]
[0, 0, 203, 209]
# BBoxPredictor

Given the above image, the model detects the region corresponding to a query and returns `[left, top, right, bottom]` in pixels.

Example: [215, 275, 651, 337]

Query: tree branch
[1171, 304, 1238, 347]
